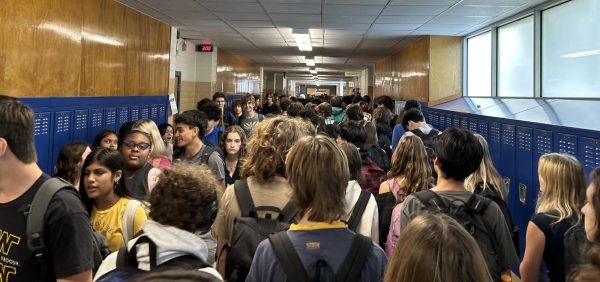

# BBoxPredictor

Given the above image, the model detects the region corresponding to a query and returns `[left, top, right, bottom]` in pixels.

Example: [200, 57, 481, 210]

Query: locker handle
[503, 177, 510, 190]
[519, 183, 527, 205]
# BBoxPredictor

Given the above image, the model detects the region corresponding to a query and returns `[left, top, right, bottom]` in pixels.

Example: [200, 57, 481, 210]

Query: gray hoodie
[93, 220, 222, 281]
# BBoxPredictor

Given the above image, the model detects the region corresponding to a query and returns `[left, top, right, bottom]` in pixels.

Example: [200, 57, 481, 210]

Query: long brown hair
[220, 125, 247, 159]
[339, 142, 363, 185]
[571, 168, 600, 282]
[384, 213, 491, 282]
[465, 134, 505, 199]
[387, 134, 432, 196]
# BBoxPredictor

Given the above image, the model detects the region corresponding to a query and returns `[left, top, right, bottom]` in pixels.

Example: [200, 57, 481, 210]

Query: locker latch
[519, 183, 527, 205]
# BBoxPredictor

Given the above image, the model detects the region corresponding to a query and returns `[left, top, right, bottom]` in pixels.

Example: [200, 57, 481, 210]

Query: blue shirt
[202, 127, 224, 147]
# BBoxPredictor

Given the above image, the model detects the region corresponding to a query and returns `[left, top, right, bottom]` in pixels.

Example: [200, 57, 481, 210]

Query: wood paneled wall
[374, 36, 462, 104]
[0, 0, 170, 98]
[217, 49, 260, 95]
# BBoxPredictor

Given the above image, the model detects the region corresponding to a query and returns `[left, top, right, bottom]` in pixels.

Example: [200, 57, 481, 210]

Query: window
[467, 32, 492, 97]
[542, 0, 600, 98]
[497, 16, 534, 97]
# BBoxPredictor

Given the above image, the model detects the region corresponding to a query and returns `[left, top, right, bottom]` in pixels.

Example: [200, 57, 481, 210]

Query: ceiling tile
[325, 0, 389, 4]
[260, 0, 321, 3]
[390, 0, 460, 5]
[270, 13, 321, 22]
[216, 12, 269, 21]
[237, 27, 282, 34]
[323, 5, 385, 16]
[383, 5, 450, 15]
[324, 15, 378, 23]
[460, 0, 535, 6]
[263, 4, 322, 13]
[419, 23, 471, 31]
[412, 29, 460, 35]
[323, 23, 371, 30]
[368, 30, 413, 36]
[429, 15, 491, 24]
[376, 15, 434, 23]
[142, 0, 207, 12]
[230, 21, 275, 28]
[177, 19, 228, 26]
[245, 33, 284, 39]
[275, 22, 322, 29]
[164, 10, 218, 20]
[443, 5, 517, 17]
[202, 2, 264, 13]
[372, 23, 421, 30]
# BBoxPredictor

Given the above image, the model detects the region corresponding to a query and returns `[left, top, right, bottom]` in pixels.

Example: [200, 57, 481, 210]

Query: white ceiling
[117, 0, 548, 79]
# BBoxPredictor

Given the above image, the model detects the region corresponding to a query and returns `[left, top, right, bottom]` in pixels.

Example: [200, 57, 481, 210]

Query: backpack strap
[347, 190, 370, 232]
[26, 177, 74, 277]
[268, 232, 308, 282]
[336, 234, 373, 282]
[234, 178, 256, 217]
[279, 201, 298, 223]
[465, 193, 492, 214]
[412, 190, 446, 209]
[122, 199, 143, 244]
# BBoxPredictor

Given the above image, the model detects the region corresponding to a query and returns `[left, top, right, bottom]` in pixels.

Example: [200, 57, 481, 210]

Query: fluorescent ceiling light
[304, 56, 315, 67]
[561, 49, 600, 58]
[292, 29, 312, 51]
[309, 69, 317, 74]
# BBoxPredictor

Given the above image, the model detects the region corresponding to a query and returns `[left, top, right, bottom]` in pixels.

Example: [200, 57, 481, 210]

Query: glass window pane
[467, 32, 492, 97]
[498, 16, 534, 97]
[542, 0, 600, 98]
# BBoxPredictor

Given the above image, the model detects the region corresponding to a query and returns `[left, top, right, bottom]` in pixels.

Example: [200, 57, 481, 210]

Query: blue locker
[141, 105, 150, 120]
[52, 111, 72, 172]
[478, 119, 489, 141]
[500, 124, 516, 206]
[579, 137, 600, 176]
[515, 126, 534, 257]
[469, 118, 478, 134]
[105, 108, 117, 132]
[533, 128, 553, 201]
[130, 105, 140, 121]
[88, 108, 104, 143]
[461, 116, 469, 130]
[445, 113, 453, 129]
[489, 121, 502, 164]
[73, 109, 88, 142]
[117, 107, 129, 130]
[34, 112, 52, 174]
[159, 104, 167, 124]
[452, 114, 460, 128]
[431, 111, 439, 129]
[555, 133, 577, 156]
[438, 114, 446, 130]
[151, 104, 159, 124]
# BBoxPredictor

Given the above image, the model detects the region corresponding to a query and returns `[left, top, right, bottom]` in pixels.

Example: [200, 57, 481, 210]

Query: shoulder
[47, 187, 88, 220]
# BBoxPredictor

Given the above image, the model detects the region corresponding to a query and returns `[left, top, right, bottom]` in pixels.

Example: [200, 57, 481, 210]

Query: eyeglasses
[122, 140, 151, 151]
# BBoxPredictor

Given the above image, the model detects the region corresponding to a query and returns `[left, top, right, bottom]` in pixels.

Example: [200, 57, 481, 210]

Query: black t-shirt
[531, 212, 575, 282]
[225, 163, 241, 186]
[0, 174, 94, 281]
[262, 104, 281, 116]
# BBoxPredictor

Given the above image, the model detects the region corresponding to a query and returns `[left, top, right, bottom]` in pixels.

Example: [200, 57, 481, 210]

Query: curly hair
[149, 162, 218, 233]
[240, 116, 314, 183]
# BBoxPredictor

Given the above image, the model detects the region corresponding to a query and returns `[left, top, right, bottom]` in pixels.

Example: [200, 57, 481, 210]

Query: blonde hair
[384, 213, 492, 282]
[133, 119, 168, 159]
[240, 116, 314, 183]
[287, 135, 349, 222]
[388, 135, 432, 196]
[465, 134, 505, 199]
[536, 153, 585, 224]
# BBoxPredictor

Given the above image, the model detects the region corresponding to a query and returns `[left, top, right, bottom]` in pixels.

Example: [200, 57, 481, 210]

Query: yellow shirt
[90, 197, 148, 252]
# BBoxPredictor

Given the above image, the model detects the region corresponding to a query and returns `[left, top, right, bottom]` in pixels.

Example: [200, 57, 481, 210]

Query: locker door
[515, 126, 534, 256]
[117, 107, 129, 130]
[151, 104, 159, 124]
[73, 110, 88, 141]
[105, 108, 117, 132]
[445, 113, 453, 129]
[489, 121, 502, 165]
[141, 105, 150, 120]
[452, 114, 460, 128]
[500, 124, 516, 210]
[478, 120, 489, 141]
[555, 133, 577, 156]
[34, 112, 52, 173]
[130, 105, 140, 121]
[461, 116, 469, 130]
[469, 118, 478, 134]
[159, 104, 167, 124]
[438, 114, 446, 130]
[580, 137, 600, 176]
[88, 108, 104, 143]
[52, 111, 72, 170]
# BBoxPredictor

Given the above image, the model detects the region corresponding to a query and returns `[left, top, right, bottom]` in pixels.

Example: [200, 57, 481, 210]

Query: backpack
[225, 179, 298, 282]
[375, 192, 396, 249]
[362, 146, 390, 172]
[384, 179, 408, 257]
[95, 236, 214, 282]
[410, 128, 440, 179]
[563, 218, 590, 277]
[412, 190, 501, 280]
[473, 184, 520, 256]
[121, 199, 147, 244]
[26, 178, 110, 276]
[346, 190, 371, 232]
[360, 157, 386, 196]
[268, 231, 373, 282]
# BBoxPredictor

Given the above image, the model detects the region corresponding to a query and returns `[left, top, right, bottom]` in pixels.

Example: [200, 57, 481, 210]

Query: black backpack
[26, 178, 110, 276]
[474, 184, 520, 256]
[268, 231, 373, 282]
[412, 190, 501, 281]
[95, 236, 214, 282]
[346, 190, 371, 232]
[375, 192, 396, 249]
[225, 179, 298, 282]
[563, 217, 590, 278]
[361, 146, 390, 172]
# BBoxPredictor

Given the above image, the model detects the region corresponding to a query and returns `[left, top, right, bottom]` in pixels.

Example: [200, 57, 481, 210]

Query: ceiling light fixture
[305, 56, 315, 67]
[293, 29, 312, 51]
[309, 68, 317, 74]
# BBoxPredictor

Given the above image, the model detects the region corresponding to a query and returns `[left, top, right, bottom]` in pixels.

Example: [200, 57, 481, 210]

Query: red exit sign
[196, 44, 214, 52]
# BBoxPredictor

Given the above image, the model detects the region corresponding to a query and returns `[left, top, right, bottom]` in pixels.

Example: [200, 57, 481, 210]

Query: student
[197, 98, 225, 147]
[384, 213, 492, 282]
[220, 125, 247, 186]
[133, 119, 171, 169]
[213, 92, 238, 127]
[379, 133, 432, 256]
[0, 95, 94, 281]
[246, 135, 387, 282]
[331, 96, 346, 123]
[119, 129, 161, 198]
[157, 123, 174, 161]
[262, 93, 281, 115]
[238, 94, 264, 137]
[214, 116, 314, 279]
[232, 100, 243, 120]
[373, 107, 393, 158]
[93, 129, 119, 150]
[391, 100, 424, 150]
[173, 110, 226, 190]
[400, 127, 518, 282]
[520, 153, 586, 282]
[54, 141, 92, 189]
[572, 167, 600, 282]
[93, 163, 223, 281]
[79, 148, 148, 252]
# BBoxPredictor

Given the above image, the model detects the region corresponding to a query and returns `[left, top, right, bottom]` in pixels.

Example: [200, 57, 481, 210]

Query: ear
[0, 138, 7, 157]
[192, 126, 200, 137]
[113, 170, 123, 183]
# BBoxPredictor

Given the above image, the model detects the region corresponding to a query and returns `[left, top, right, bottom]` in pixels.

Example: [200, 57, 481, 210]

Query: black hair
[339, 121, 367, 148]
[352, 95, 363, 104]
[196, 98, 213, 112]
[157, 123, 173, 137]
[374, 95, 394, 111]
[300, 108, 324, 132]
[118, 121, 136, 148]
[197, 100, 222, 122]
[342, 96, 354, 107]
[404, 99, 421, 110]
[363, 95, 371, 104]
[432, 127, 483, 181]
[92, 129, 118, 149]
[174, 110, 208, 137]
[401, 108, 425, 131]
[54, 141, 88, 185]
[346, 104, 364, 121]
[331, 96, 343, 108]
[79, 148, 133, 214]
[287, 102, 304, 117]
[279, 97, 292, 111]
[212, 92, 226, 101]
